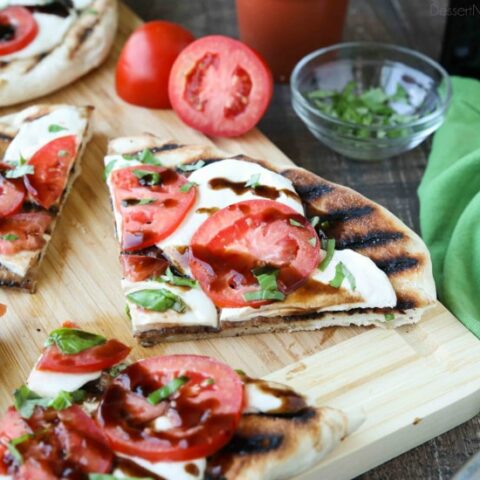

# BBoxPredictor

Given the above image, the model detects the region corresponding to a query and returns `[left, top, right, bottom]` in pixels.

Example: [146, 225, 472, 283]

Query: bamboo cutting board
[1, 3, 480, 479]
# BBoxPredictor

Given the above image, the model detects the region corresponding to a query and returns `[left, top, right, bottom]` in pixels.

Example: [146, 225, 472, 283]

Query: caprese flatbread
[0, 0, 117, 106]
[104, 135, 436, 345]
[0, 324, 363, 479]
[0, 103, 93, 291]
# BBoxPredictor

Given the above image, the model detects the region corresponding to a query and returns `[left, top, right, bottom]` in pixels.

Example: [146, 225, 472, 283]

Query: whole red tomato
[116, 21, 195, 109]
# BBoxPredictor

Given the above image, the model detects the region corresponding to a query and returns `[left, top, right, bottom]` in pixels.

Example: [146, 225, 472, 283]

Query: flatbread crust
[0, 104, 93, 292]
[106, 135, 437, 345]
[0, 0, 117, 107]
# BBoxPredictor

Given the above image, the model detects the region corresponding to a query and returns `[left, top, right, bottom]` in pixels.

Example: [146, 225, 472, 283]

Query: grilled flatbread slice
[103, 134, 436, 345]
[0, 104, 93, 291]
[0, 0, 117, 106]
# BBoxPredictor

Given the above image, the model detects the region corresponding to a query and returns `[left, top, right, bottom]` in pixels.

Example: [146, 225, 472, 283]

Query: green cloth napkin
[418, 76, 480, 337]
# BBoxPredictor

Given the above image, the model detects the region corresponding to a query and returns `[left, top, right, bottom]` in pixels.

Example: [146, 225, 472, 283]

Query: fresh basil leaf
[125, 303, 131, 320]
[235, 369, 246, 376]
[289, 218, 303, 228]
[132, 169, 161, 186]
[180, 181, 197, 193]
[127, 289, 186, 313]
[319, 239, 335, 271]
[48, 124, 67, 133]
[384, 313, 395, 321]
[58, 149, 69, 158]
[203, 378, 215, 386]
[122, 154, 137, 161]
[13, 385, 50, 419]
[244, 267, 285, 302]
[308, 237, 316, 247]
[139, 149, 162, 166]
[7, 433, 32, 465]
[160, 267, 197, 288]
[0, 234, 18, 241]
[5, 163, 34, 179]
[147, 376, 189, 405]
[177, 160, 205, 172]
[245, 173, 260, 188]
[309, 216, 320, 228]
[49, 389, 86, 411]
[121, 198, 156, 207]
[45, 328, 106, 355]
[103, 159, 117, 181]
[329, 262, 356, 290]
[108, 362, 128, 378]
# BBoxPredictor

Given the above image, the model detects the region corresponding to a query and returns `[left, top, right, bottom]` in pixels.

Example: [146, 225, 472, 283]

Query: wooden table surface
[122, 1, 479, 478]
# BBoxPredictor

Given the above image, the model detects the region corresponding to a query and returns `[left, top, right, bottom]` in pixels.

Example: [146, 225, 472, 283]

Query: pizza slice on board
[0, 104, 93, 292]
[103, 134, 436, 345]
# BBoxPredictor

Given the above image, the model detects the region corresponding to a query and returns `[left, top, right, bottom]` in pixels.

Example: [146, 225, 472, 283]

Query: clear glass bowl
[291, 42, 452, 161]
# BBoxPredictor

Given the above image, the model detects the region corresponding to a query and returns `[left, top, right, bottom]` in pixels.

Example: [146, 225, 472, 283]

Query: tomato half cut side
[120, 253, 168, 282]
[169, 35, 273, 137]
[190, 199, 321, 308]
[0, 7, 38, 56]
[0, 175, 25, 218]
[98, 354, 244, 462]
[37, 339, 131, 374]
[110, 165, 196, 251]
[25, 135, 78, 209]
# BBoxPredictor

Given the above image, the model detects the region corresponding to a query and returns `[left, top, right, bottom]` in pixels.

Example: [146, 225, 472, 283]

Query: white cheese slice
[123, 279, 218, 329]
[27, 368, 102, 398]
[220, 248, 397, 322]
[4, 106, 87, 162]
[243, 381, 283, 414]
[0, 12, 76, 61]
[115, 453, 205, 480]
[0, 247, 41, 277]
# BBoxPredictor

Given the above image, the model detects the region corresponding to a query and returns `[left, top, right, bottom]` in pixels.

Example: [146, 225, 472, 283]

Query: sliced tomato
[0, 176, 25, 218]
[0, 407, 31, 474]
[190, 199, 322, 308]
[0, 7, 38, 56]
[110, 165, 196, 251]
[24, 135, 77, 209]
[120, 253, 168, 282]
[169, 35, 273, 137]
[0, 212, 52, 255]
[98, 355, 244, 462]
[37, 339, 131, 374]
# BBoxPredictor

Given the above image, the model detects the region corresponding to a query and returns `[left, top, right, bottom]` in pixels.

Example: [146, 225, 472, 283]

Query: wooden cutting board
[1, 3, 480, 479]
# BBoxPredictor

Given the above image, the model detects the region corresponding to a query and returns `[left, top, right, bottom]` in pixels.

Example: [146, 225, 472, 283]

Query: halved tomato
[0, 212, 52, 255]
[120, 253, 168, 282]
[25, 135, 77, 209]
[98, 355, 244, 462]
[110, 165, 196, 251]
[190, 199, 322, 308]
[169, 35, 273, 137]
[0, 7, 38, 56]
[0, 175, 25, 218]
[37, 339, 130, 374]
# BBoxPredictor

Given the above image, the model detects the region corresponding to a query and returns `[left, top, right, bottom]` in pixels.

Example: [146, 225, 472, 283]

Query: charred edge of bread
[0, 108, 93, 293]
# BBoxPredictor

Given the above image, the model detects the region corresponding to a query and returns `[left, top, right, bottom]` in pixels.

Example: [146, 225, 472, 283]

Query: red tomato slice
[110, 165, 196, 251]
[0, 212, 52, 255]
[98, 355, 244, 462]
[169, 35, 273, 137]
[0, 407, 31, 474]
[116, 21, 195, 108]
[0, 175, 25, 218]
[190, 199, 322, 308]
[37, 339, 131, 374]
[120, 253, 168, 282]
[24, 135, 77, 209]
[0, 7, 38, 56]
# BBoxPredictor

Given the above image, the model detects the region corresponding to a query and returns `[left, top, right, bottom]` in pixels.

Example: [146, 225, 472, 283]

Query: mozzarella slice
[115, 453, 205, 480]
[27, 368, 102, 398]
[0, 12, 76, 61]
[157, 159, 304, 255]
[0, 245, 43, 277]
[4, 106, 87, 162]
[123, 279, 218, 329]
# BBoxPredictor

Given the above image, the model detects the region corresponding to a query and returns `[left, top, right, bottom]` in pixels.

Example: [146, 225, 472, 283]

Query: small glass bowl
[291, 42, 452, 161]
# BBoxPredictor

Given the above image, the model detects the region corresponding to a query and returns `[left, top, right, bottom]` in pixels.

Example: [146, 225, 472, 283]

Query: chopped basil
[0, 234, 18, 241]
[108, 362, 128, 378]
[309, 216, 320, 228]
[13, 385, 49, 419]
[7, 433, 32, 465]
[5, 155, 34, 179]
[121, 198, 156, 207]
[122, 149, 162, 166]
[245, 173, 260, 188]
[132, 169, 161, 186]
[177, 160, 205, 172]
[160, 267, 197, 288]
[125, 303, 131, 320]
[127, 288, 186, 313]
[122, 154, 137, 161]
[235, 369, 246, 376]
[319, 239, 335, 271]
[103, 159, 117, 181]
[180, 181, 197, 193]
[45, 328, 106, 355]
[329, 262, 356, 290]
[147, 376, 190, 405]
[48, 124, 67, 133]
[289, 218, 303, 228]
[244, 267, 285, 302]
[308, 237, 316, 247]
[384, 313, 395, 321]
[58, 149, 69, 158]
[320, 220, 330, 230]
[203, 378, 215, 386]
[49, 389, 86, 411]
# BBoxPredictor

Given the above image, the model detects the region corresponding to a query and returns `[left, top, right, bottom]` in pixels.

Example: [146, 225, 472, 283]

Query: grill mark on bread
[324, 205, 374, 222]
[0, 132, 13, 141]
[151, 143, 183, 153]
[375, 256, 419, 275]
[336, 230, 404, 249]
